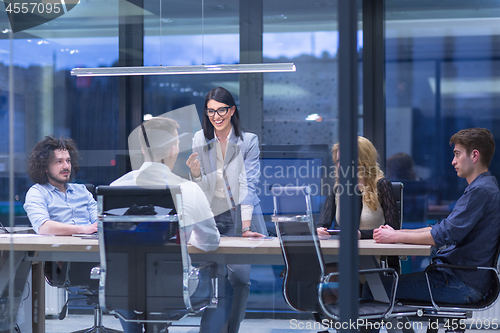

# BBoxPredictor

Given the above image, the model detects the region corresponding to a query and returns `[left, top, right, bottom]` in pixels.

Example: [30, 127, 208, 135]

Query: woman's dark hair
[27, 135, 80, 184]
[386, 152, 418, 180]
[203, 87, 243, 140]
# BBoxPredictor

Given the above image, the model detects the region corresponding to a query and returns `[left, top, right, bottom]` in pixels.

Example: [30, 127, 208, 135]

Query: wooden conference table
[0, 234, 432, 333]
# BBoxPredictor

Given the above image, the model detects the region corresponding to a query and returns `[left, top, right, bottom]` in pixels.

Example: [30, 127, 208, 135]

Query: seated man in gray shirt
[371, 128, 500, 304]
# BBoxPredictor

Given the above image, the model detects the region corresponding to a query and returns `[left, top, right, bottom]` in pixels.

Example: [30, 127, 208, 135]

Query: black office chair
[380, 182, 404, 273]
[272, 185, 417, 326]
[44, 184, 118, 333]
[401, 246, 500, 333]
[391, 182, 404, 227]
[85, 184, 97, 201]
[95, 185, 218, 331]
[44, 262, 116, 333]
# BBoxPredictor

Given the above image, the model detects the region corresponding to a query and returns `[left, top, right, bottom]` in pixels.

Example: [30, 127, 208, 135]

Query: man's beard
[47, 170, 71, 185]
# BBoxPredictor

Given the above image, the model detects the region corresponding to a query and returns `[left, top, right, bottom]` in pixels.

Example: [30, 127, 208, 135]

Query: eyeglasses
[205, 106, 230, 117]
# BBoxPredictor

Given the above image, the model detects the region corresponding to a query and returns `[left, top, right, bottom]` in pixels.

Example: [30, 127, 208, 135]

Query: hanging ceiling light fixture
[71, 63, 296, 77]
[71, 1, 296, 77]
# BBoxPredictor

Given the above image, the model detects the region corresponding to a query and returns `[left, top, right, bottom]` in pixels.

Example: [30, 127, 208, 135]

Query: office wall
[385, 2, 500, 207]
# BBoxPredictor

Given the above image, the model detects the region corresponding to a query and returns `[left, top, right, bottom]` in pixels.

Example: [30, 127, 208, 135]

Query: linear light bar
[71, 63, 296, 77]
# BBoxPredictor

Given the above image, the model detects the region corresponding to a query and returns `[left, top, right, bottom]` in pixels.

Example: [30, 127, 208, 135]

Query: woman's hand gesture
[186, 152, 201, 178]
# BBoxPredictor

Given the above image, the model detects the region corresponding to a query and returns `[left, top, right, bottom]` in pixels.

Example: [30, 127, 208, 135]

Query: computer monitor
[258, 144, 333, 218]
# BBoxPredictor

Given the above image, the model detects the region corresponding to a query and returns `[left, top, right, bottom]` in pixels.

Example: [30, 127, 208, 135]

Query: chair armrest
[423, 259, 499, 311]
[360, 268, 396, 275]
[189, 261, 218, 310]
[44, 261, 70, 288]
[426, 260, 498, 273]
[191, 261, 218, 279]
[90, 266, 101, 279]
[425, 259, 478, 272]
[322, 268, 397, 283]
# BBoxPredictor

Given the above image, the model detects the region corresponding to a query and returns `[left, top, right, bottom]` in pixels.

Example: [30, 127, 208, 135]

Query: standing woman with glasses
[187, 86, 268, 333]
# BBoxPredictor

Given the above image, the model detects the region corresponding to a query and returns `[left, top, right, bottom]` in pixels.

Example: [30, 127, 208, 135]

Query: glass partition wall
[0, 1, 121, 224]
[384, 1, 500, 273]
[0, 0, 349, 226]
[10, 0, 500, 324]
[0, 2, 122, 331]
[140, 0, 347, 315]
[0, 0, 347, 327]
[6, 0, 499, 327]
[7, 0, 500, 328]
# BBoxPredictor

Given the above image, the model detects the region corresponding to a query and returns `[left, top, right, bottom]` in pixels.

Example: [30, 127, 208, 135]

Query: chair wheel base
[71, 326, 123, 333]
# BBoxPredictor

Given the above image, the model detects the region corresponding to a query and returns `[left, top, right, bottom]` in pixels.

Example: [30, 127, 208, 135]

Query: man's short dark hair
[450, 128, 495, 169]
[27, 135, 79, 184]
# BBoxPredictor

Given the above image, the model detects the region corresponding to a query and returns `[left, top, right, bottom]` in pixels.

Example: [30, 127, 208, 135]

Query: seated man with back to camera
[370, 128, 500, 304]
[23, 135, 97, 235]
[111, 115, 232, 333]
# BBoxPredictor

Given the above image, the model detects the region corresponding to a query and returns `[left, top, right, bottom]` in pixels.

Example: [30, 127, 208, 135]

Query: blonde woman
[317, 136, 399, 239]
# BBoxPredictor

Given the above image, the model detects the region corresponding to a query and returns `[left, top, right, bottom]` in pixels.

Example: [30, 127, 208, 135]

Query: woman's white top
[193, 127, 254, 222]
[335, 191, 386, 230]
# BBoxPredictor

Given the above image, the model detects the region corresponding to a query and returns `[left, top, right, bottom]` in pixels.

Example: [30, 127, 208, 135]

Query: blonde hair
[332, 136, 384, 210]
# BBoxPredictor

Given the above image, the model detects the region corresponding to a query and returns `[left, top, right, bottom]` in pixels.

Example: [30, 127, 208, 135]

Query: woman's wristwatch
[241, 226, 251, 233]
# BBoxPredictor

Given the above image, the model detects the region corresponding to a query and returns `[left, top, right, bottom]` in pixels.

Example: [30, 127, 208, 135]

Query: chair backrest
[96, 185, 206, 322]
[272, 186, 325, 313]
[85, 183, 97, 201]
[391, 181, 403, 229]
[479, 251, 500, 309]
[44, 261, 99, 292]
[96, 185, 178, 216]
[272, 185, 313, 217]
[44, 183, 99, 294]
[383, 182, 404, 273]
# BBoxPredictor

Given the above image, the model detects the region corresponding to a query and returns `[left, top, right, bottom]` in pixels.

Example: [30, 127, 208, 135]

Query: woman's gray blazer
[191, 129, 268, 236]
